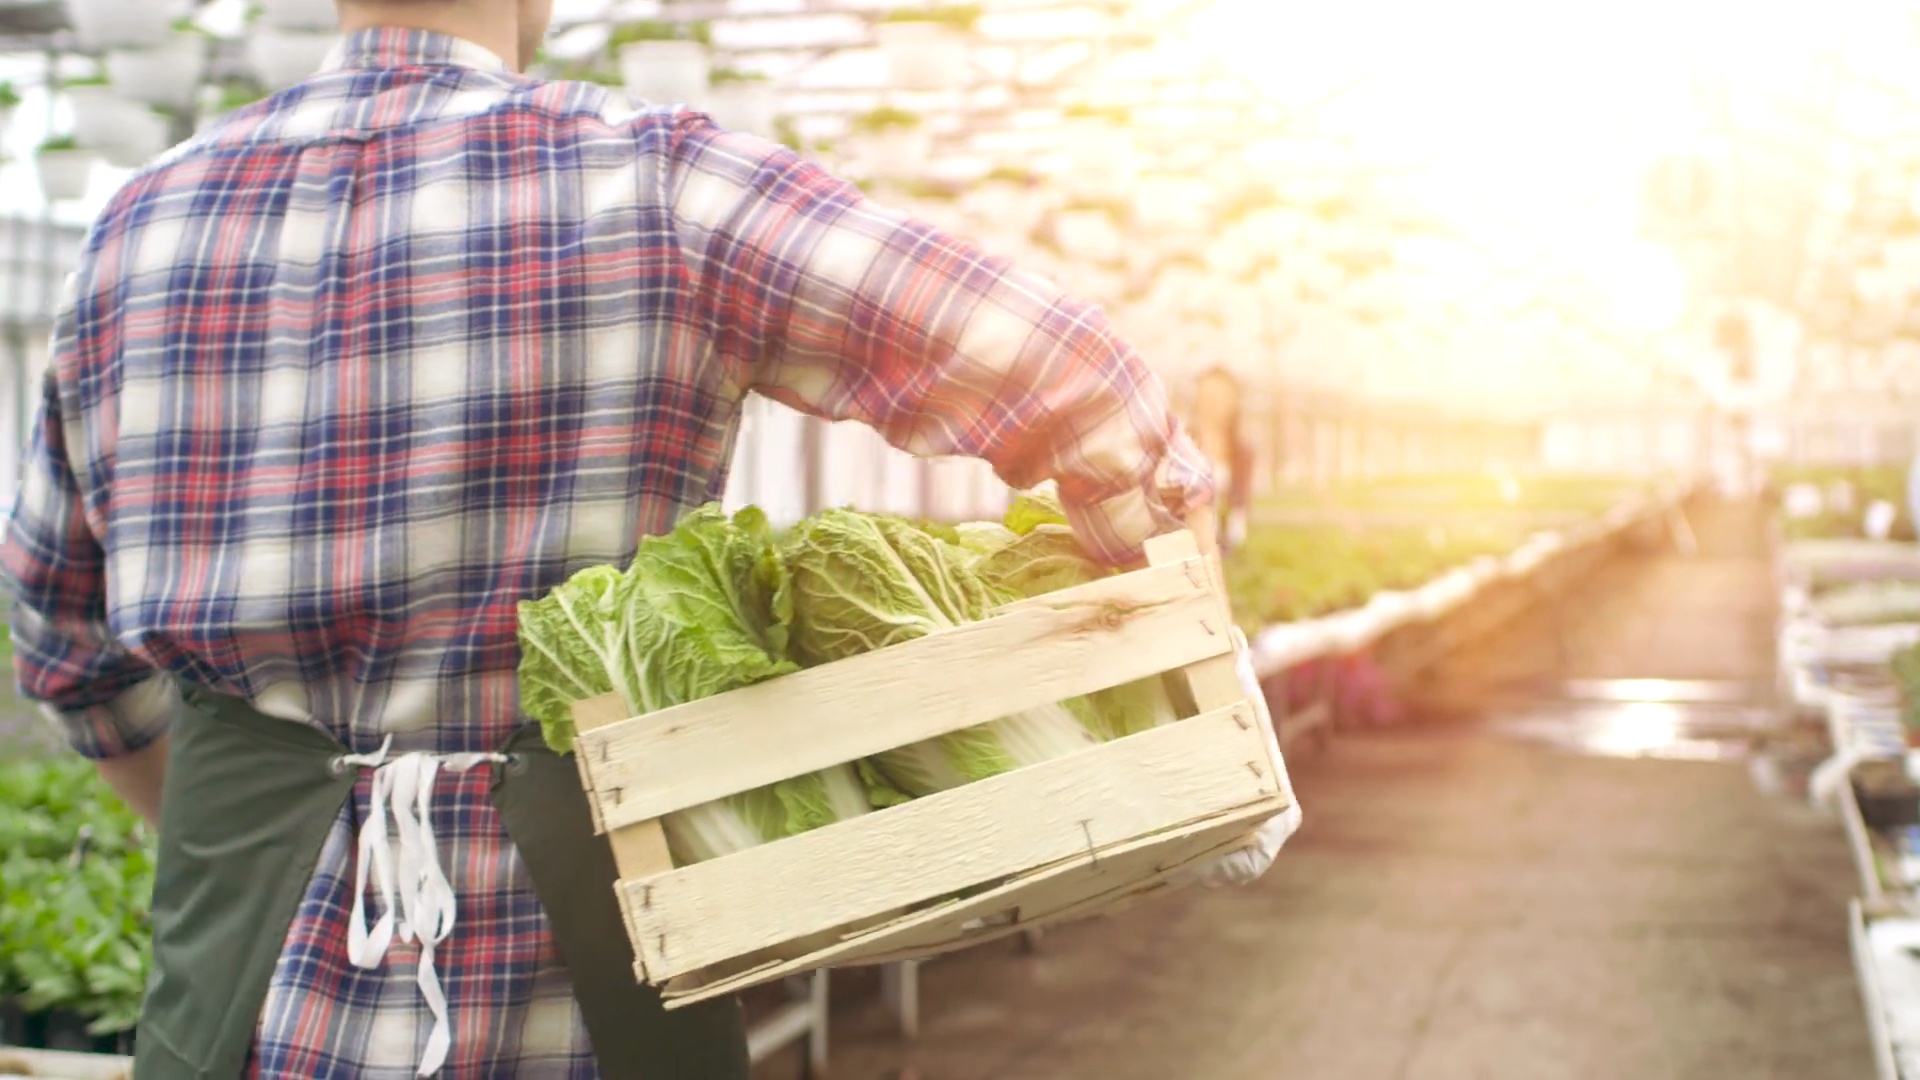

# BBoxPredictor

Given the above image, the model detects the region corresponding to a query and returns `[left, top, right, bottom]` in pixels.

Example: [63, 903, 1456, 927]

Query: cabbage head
[978, 525, 1185, 741]
[780, 509, 1100, 797]
[516, 505, 875, 865]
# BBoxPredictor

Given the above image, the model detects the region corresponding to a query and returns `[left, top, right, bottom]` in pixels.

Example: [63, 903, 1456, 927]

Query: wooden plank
[0, 1048, 132, 1080]
[621, 705, 1279, 980]
[1144, 531, 1280, 775]
[576, 557, 1230, 831]
[571, 696, 673, 882]
[844, 812, 1269, 965]
[655, 799, 1284, 1006]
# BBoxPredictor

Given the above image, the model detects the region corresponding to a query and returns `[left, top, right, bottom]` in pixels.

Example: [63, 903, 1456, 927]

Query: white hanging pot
[66, 0, 175, 50]
[855, 126, 932, 181]
[67, 85, 148, 153]
[100, 110, 171, 170]
[259, 0, 337, 31]
[618, 41, 709, 106]
[36, 148, 98, 202]
[247, 28, 341, 92]
[873, 22, 969, 92]
[107, 31, 207, 110]
[701, 80, 777, 137]
[1057, 120, 1137, 202]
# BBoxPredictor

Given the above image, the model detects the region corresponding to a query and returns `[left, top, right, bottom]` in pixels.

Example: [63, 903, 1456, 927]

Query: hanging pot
[258, 0, 338, 31]
[873, 22, 969, 93]
[246, 28, 340, 92]
[106, 30, 207, 110]
[701, 80, 777, 138]
[855, 125, 932, 182]
[618, 40, 709, 106]
[65, 0, 175, 50]
[67, 85, 147, 153]
[98, 107, 170, 168]
[36, 148, 98, 202]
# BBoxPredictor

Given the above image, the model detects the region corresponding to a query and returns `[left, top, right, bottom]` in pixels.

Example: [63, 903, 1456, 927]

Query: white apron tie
[338, 737, 510, 1077]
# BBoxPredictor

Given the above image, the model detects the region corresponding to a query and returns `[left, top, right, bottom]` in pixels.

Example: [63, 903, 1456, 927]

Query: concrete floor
[757, 499, 1876, 1080]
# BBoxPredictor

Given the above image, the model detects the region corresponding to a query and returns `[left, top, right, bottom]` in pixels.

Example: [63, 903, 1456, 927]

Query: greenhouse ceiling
[1, 0, 1918, 415]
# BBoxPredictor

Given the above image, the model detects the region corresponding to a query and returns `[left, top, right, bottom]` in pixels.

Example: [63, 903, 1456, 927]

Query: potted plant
[873, 6, 976, 92]
[1892, 641, 1920, 749]
[62, 76, 152, 162]
[258, 0, 336, 31]
[246, 26, 340, 91]
[105, 22, 208, 110]
[34, 137, 97, 204]
[195, 80, 269, 132]
[702, 68, 777, 137]
[65, 0, 174, 51]
[612, 21, 711, 106]
[848, 105, 932, 182]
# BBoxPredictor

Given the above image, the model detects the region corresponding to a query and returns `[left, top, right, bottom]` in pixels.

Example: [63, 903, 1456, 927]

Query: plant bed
[0, 758, 152, 1055]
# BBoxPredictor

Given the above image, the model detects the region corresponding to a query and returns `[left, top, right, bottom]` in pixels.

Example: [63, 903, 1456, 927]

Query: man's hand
[1185, 503, 1219, 562]
[95, 734, 169, 827]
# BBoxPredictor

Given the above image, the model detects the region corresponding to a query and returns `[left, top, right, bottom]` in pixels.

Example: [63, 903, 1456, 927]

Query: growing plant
[878, 4, 983, 30]
[38, 135, 81, 152]
[216, 81, 268, 112]
[709, 67, 770, 85]
[0, 757, 153, 1035]
[850, 105, 920, 134]
[0, 81, 21, 109]
[608, 19, 711, 48]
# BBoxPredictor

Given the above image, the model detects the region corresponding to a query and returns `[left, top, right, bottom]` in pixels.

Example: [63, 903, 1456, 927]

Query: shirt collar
[320, 27, 512, 76]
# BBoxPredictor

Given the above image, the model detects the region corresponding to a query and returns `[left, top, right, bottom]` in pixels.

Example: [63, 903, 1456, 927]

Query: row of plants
[1258, 473, 1649, 516]
[1222, 520, 1522, 632]
[1223, 475, 1653, 632]
[1772, 465, 1916, 542]
[0, 754, 152, 1054]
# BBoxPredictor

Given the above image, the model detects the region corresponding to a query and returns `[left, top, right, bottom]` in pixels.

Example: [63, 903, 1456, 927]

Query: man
[1189, 365, 1255, 557]
[1, 0, 1246, 1075]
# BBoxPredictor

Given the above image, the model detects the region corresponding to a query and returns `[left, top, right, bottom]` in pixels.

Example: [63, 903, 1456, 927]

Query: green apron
[132, 689, 748, 1079]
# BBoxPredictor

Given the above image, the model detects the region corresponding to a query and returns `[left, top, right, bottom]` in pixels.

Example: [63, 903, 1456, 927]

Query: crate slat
[570, 695, 673, 881]
[619, 703, 1278, 980]
[656, 800, 1281, 1006]
[575, 556, 1231, 832]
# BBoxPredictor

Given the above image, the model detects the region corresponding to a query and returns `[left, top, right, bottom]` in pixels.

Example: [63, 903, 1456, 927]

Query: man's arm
[2, 293, 176, 827]
[660, 116, 1214, 564]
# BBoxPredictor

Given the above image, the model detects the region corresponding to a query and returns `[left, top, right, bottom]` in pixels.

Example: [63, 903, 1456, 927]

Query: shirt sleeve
[659, 114, 1214, 565]
[1, 284, 176, 760]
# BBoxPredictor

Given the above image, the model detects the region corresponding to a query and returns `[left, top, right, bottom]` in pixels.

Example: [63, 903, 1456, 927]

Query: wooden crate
[567, 531, 1293, 1007]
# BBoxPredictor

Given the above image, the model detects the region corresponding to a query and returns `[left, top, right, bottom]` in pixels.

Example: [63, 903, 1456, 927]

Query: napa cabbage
[780, 509, 1101, 797]
[977, 525, 1186, 741]
[516, 505, 876, 866]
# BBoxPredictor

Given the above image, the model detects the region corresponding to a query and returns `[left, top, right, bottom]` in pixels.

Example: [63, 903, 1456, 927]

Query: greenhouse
[2, 0, 1920, 1078]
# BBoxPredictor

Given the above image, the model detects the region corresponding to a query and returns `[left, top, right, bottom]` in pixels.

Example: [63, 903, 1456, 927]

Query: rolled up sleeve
[2, 316, 172, 759]
[661, 115, 1214, 564]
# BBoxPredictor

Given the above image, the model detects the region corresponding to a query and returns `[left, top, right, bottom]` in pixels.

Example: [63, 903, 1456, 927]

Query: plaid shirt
[1, 27, 1211, 1077]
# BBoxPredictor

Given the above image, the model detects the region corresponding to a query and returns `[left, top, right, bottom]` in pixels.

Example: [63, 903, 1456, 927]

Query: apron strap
[488, 728, 750, 1080]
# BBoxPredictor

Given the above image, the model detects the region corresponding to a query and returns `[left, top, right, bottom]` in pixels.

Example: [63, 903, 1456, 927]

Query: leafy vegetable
[516, 506, 876, 865]
[0, 757, 152, 1035]
[1004, 486, 1069, 535]
[977, 526, 1184, 741]
[780, 509, 1099, 797]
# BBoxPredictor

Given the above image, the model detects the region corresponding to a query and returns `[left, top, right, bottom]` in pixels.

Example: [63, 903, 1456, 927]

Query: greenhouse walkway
[760, 499, 1875, 1080]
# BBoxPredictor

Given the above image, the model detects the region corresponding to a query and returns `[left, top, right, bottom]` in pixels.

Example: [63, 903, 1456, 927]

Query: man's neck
[338, 1, 520, 68]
